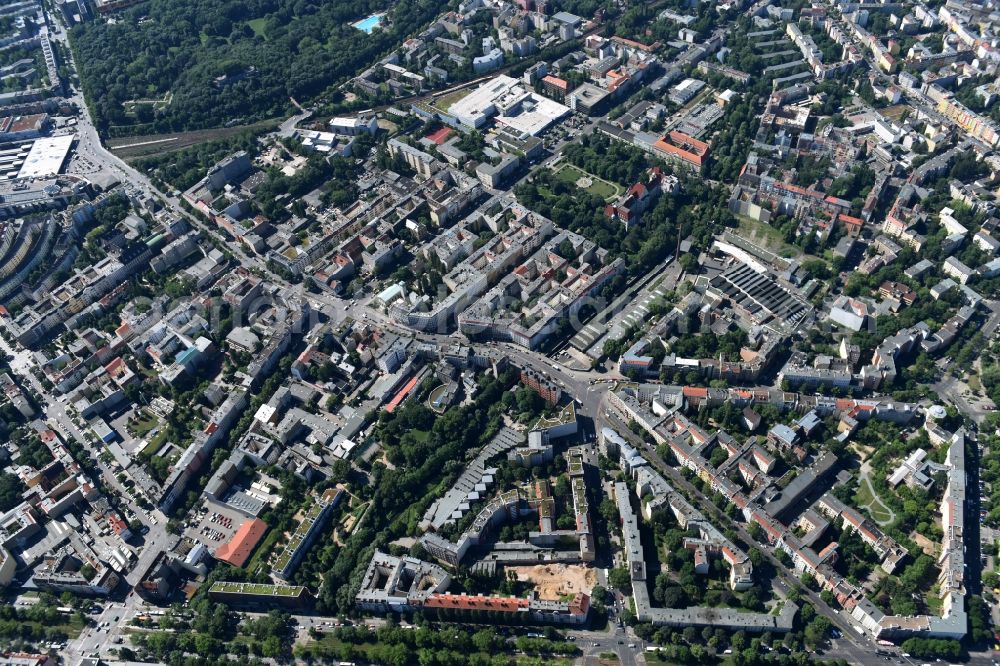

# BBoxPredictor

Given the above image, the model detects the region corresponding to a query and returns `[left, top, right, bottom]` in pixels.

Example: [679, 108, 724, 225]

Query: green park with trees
[68, 0, 443, 136]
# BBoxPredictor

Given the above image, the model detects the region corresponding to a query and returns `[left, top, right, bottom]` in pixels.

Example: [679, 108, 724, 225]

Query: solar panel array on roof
[709, 263, 808, 328]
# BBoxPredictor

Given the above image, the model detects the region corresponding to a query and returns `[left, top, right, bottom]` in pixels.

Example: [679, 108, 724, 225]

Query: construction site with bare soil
[505, 564, 598, 601]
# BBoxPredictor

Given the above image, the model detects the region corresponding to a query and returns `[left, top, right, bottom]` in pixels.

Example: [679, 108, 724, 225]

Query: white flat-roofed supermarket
[17, 134, 74, 179]
[496, 94, 570, 136]
[448, 75, 523, 128]
[448, 75, 570, 134]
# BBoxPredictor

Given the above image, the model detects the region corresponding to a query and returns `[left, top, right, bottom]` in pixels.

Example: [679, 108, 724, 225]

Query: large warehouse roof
[17, 134, 74, 179]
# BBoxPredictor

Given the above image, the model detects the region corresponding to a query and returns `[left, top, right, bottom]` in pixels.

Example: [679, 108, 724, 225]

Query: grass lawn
[247, 18, 268, 37]
[855, 476, 893, 524]
[351, 500, 371, 520]
[410, 429, 430, 443]
[868, 502, 892, 524]
[433, 87, 473, 113]
[140, 432, 165, 457]
[924, 590, 943, 615]
[868, 503, 893, 523]
[21, 613, 87, 639]
[647, 655, 709, 666]
[854, 479, 874, 506]
[140, 424, 174, 457]
[585, 180, 618, 200]
[243, 526, 280, 574]
[969, 374, 982, 391]
[534, 406, 575, 431]
[879, 105, 911, 122]
[129, 410, 159, 438]
[735, 216, 801, 258]
[135, 364, 157, 379]
[552, 163, 622, 201]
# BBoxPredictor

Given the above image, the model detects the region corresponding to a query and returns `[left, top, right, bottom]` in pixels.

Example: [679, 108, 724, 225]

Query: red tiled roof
[8, 114, 45, 133]
[835, 398, 856, 410]
[213, 518, 268, 567]
[385, 376, 420, 414]
[652, 131, 709, 167]
[108, 513, 129, 535]
[612, 36, 657, 52]
[774, 181, 818, 198]
[541, 75, 569, 90]
[606, 70, 630, 93]
[688, 425, 709, 443]
[670, 441, 690, 460]
[424, 593, 530, 612]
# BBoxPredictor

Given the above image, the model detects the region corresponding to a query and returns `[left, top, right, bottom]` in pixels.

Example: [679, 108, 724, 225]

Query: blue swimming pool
[353, 14, 383, 33]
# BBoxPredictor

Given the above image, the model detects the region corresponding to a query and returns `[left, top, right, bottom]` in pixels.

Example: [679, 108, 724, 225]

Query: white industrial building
[328, 115, 378, 136]
[668, 78, 705, 105]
